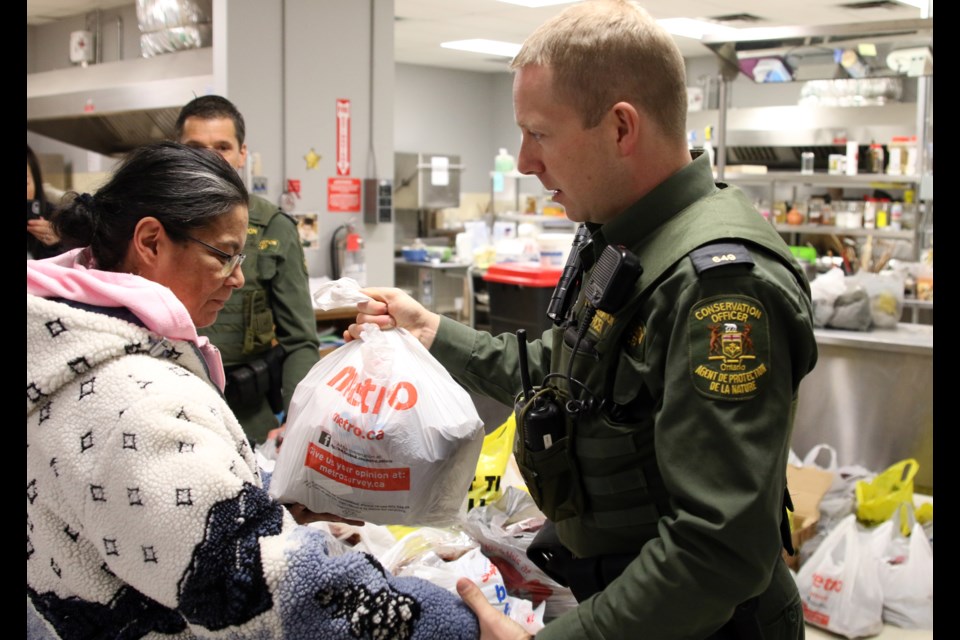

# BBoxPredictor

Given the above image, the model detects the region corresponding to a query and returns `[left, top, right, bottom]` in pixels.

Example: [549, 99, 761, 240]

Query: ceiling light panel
[441, 39, 523, 57]
[496, 0, 581, 8]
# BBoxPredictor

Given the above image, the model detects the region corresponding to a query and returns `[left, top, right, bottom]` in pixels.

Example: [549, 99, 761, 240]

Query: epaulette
[688, 242, 755, 275]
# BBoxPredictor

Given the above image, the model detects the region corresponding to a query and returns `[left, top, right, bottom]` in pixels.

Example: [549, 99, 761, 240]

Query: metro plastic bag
[856, 459, 919, 528]
[269, 324, 484, 526]
[866, 505, 934, 629]
[796, 514, 884, 638]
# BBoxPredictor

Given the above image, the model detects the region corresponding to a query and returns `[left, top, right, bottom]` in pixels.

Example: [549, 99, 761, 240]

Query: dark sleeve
[261, 214, 321, 415]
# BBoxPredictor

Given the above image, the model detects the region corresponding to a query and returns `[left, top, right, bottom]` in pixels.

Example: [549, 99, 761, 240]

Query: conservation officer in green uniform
[176, 95, 320, 444]
[347, 1, 819, 638]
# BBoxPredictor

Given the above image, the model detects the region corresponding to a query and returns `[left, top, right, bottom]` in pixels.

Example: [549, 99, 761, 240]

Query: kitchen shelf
[724, 172, 922, 189]
[725, 172, 929, 259]
[495, 212, 575, 228]
[771, 224, 915, 240]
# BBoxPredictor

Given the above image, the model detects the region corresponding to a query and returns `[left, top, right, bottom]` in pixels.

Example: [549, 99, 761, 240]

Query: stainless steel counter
[812, 323, 933, 355]
[791, 323, 933, 491]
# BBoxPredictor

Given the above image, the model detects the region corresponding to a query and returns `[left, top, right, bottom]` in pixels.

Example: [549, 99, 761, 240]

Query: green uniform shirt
[200, 193, 320, 443]
[431, 154, 817, 639]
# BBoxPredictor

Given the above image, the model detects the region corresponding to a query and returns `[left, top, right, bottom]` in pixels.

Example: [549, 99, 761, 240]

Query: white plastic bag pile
[791, 443, 934, 640]
[302, 496, 554, 634]
[795, 509, 933, 637]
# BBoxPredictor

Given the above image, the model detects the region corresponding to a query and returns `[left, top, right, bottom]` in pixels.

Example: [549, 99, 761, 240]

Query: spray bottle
[492, 148, 516, 212]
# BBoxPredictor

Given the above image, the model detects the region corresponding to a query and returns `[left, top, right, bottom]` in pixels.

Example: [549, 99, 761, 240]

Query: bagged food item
[809, 267, 846, 328]
[269, 324, 484, 525]
[866, 505, 933, 629]
[828, 284, 872, 331]
[856, 459, 919, 529]
[849, 271, 905, 329]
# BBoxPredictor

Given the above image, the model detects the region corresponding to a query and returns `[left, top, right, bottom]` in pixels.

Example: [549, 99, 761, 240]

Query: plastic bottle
[868, 142, 885, 174]
[494, 148, 515, 173]
[703, 126, 716, 172]
[890, 202, 904, 231]
[492, 148, 516, 205]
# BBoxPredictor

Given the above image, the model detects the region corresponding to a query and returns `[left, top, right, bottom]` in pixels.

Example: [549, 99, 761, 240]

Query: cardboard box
[782, 463, 835, 570]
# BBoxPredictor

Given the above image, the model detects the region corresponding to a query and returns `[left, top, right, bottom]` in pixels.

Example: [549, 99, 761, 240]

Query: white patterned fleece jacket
[26, 293, 480, 639]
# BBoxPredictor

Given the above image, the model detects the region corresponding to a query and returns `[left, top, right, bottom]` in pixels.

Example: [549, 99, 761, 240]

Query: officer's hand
[284, 503, 364, 527]
[344, 287, 441, 350]
[456, 578, 533, 639]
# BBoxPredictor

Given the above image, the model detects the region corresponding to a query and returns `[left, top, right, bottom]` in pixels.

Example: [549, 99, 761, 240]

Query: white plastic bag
[462, 486, 578, 623]
[269, 324, 484, 526]
[381, 531, 546, 635]
[809, 267, 847, 328]
[796, 514, 884, 638]
[867, 506, 934, 629]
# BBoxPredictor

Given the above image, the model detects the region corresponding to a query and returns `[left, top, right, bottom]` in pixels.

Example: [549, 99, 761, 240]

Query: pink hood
[26, 248, 226, 391]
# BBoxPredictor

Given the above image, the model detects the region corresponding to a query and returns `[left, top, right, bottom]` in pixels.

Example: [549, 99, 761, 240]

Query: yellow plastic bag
[466, 413, 517, 511]
[856, 459, 919, 527]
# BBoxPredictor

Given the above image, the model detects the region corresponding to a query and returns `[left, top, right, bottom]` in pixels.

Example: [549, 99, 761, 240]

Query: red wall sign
[336, 98, 351, 176]
[327, 177, 361, 212]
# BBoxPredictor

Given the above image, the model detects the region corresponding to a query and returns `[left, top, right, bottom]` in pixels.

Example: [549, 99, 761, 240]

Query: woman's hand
[27, 218, 60, 246]
[266, 425, 286, 451]
[344, 287, 441, 350]
[457, 578, 534, 639]
[284, 503, 365, 527]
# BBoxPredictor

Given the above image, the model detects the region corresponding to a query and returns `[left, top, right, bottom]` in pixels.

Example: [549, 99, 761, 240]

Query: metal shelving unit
[698, 18, 933, 268]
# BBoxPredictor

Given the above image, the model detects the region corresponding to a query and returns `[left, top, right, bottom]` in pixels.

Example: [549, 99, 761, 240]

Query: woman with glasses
[26, 141, 479, 639]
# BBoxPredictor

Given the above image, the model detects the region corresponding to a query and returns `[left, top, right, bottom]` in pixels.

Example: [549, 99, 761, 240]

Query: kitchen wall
[28, 0, 398, 287]
[28, 4, 923, 282]
[27, 4, 140, 73]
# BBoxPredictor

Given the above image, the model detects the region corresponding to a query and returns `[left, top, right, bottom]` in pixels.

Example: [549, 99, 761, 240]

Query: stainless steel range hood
[27, 47, 214, 157]
[701, 18, 933, 84]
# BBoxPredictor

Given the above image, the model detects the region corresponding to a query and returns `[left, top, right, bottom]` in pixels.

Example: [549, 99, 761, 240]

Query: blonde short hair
[511, 0, 688, 140]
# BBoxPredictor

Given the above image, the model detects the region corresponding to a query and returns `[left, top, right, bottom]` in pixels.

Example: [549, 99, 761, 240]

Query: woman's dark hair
[55, 141, 249, 271]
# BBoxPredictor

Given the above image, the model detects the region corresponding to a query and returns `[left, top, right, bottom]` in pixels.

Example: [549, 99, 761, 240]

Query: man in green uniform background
[176, 95, 320, 444]
[347, 1, 818, 638]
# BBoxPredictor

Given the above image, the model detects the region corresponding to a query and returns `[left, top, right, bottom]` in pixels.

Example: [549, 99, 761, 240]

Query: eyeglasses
[184, 234, 246, 277]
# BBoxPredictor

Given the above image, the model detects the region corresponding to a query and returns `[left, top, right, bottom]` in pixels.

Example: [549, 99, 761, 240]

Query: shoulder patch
[688, 294, 769, 401]
[689, 242, 754, 275]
